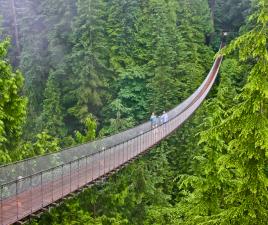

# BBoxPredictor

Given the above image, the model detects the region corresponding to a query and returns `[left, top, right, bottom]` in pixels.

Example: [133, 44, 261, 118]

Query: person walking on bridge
[161, 111, 168, 124]
[150, 112, 157, 128]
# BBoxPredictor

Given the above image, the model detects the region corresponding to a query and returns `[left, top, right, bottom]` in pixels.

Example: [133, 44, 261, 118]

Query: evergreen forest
[0, 0, 267, 224]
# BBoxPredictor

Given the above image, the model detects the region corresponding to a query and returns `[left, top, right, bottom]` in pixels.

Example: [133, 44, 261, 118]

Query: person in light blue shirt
[161, 111, 168, 124]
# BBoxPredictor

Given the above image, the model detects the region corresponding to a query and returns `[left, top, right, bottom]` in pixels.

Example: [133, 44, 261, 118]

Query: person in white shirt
[161, 111, 168, 124]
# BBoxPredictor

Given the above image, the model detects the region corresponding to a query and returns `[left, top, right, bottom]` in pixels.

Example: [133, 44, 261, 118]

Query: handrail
[0, 51, 222, 186]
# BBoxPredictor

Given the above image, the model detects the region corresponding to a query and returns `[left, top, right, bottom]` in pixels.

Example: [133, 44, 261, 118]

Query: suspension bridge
[0, 46, 223, 225]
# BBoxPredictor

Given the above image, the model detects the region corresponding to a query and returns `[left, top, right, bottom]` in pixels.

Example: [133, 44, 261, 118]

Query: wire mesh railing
[0, 53, 223, 225]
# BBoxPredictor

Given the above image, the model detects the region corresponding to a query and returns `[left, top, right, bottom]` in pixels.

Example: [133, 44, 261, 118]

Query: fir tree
[216, 1, 268, 223]
[69, 0, 109, 122]
[38, 71, 66, 138]
[180, 1, 268, 224]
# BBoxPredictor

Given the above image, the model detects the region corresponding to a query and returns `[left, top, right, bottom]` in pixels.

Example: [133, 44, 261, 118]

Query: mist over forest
[0, 0, 268, 224]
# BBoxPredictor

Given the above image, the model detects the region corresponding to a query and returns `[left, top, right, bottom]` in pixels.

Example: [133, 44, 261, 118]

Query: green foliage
[100, 99, 135, 136]
[216, 2, 268, 222]
[0, 39, 27, 163]
[74, 115, 97, 144]
[19, 132, 60, 160]
[38, 71, 66, 138]
[179, 1, 268, 224]
[37, 0, 76, 137]
[101, 0, 147, 124]
[69, 0, 109, 122]
[18, 0, 50, 134]
[176, 58, 241, 224]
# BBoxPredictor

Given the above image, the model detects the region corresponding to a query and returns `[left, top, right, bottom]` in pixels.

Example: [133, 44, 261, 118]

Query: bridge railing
[0, 55, 221, 186]
[0, 54, 222, 225]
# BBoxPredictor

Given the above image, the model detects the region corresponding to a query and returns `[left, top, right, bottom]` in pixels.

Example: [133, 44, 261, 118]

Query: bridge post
[16, 180, 18, 219]
[150, 129, 155, 147]
[108, 147, 112, 172]
[114, 145, 117, 168]
[128, 139, 131, 159]
[41, 171, 44, 208]
[91, 155, 94, 181]
[124, 141, 128, 162]
[61, 164, 64, 198]
[148, 131, 150, 149]
[1, 185, 2, 225]
[119, 144, 122, 165]
[140, 134, 143, 153]
[86, 156, 88, 184]
[112, 147, 114, 171]
[120, 144, 123, 165]
[137, 134, 139, 154]
[104, 147, 110, 173]
[144, 131, 146, 150]
[108, 148, 110, 173]
[139, 134, 142, 153]
[153, 129, 155, 146]
[98, 151, 101, 178]
[69, 162, 72, 193]
[126, 140, 129, 161]
[142, 134, 146, 150]
[137, 136, 141, 154]
[78, 159, 80, 188]
[123, 142, 125, 163]
[115, 145, 118, 169]
[112, 146, 115, 171]
[132, 138, 134, 158]
[129, 139, 132, 160]
[146, 132, 149, 149]
[111, 147, 113, 171]
[30, 175, 33, 214]
[107, 148, 110, 172]
[88, 155, 91, 181]
[101, 150, 103, 176]
[131, 139, 133, 158]
[150, 130, 153, 147]
[102, 150, 105, 175]
[138, 134, 141, 154]
[52, 169, 54, 202]
[159, 126, 161, 143]
[161, 123, 165, 139]
[91, 154, 94, 181]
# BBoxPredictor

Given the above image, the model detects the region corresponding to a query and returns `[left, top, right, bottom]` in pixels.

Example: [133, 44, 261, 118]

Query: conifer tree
[38, 71, 66, 138]
[176, 0, 213, 98]
[38, 0, 76, 136]
[69, 0, 109, 122]
[217, 1, 268, 223]
[19, 0, 50, 136]
[177, 59, 241, 224]
[101, 0, 145, 124]
[180, 1, 268, 224]
[145, 0, 179, 112]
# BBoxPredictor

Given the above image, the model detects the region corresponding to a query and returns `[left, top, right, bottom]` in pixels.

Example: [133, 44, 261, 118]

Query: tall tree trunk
[209, 0, 216, 27]
[10, 0, 20, 62]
